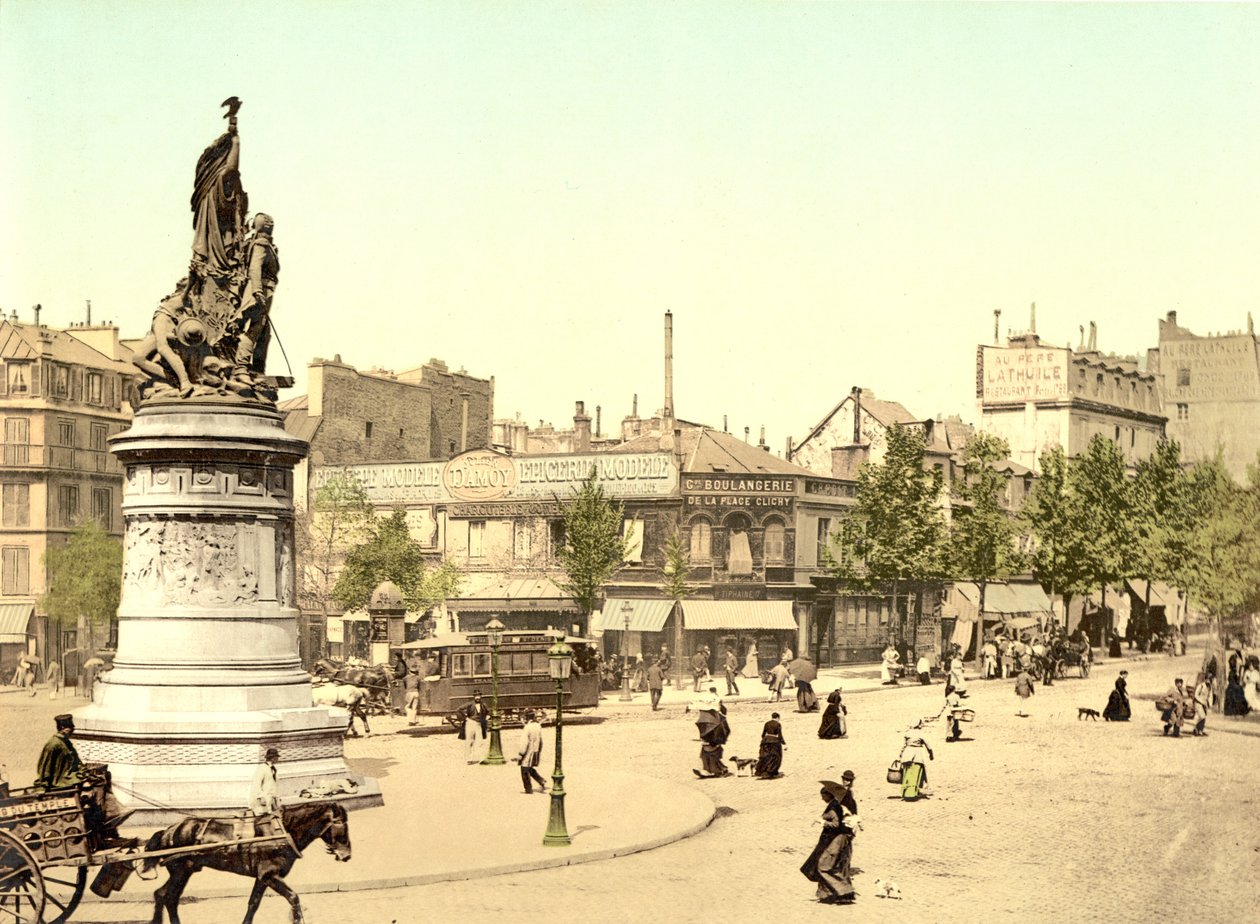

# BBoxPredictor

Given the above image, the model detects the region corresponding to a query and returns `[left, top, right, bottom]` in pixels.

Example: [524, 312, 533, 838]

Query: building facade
[1147, 310, 1260, 481]
[0, 317, 136, 677]
[977, 325, 1165, 472]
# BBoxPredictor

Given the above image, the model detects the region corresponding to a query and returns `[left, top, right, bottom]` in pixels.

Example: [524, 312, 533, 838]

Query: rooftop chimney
[663, 311, 674, 422]
[1088, 321, 1097, 352]
[993, 309, 1001, 345]
[744, 426, 750, 443]
[1078, 325, 1085, 350]
[1029, 301, 1036, 334]
[851, 386, 863, 445]
[86, 299, 91, 326]
[632, 393, 638, 417]
[723, 414, 728, 433]
[595, 405, 602, 438]
[33, 304, 41, 327]
[573, 401, 591, 452]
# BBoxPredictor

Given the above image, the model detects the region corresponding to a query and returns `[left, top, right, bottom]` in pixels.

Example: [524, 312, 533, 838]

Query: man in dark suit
[459, 691, 489, 763]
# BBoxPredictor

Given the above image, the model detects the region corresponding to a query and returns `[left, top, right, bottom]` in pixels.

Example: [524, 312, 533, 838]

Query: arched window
[726, 514, 752, 576]
[764, 519, 786, 563]
[689, 519, 712, 562]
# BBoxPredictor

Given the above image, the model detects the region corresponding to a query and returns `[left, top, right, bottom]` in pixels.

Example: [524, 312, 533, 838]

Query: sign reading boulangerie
[313, 450, 678, 505]
[979, 345, 1069, 403]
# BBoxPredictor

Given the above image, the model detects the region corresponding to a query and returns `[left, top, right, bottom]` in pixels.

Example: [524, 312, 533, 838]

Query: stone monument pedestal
[74, 401, 381, 822]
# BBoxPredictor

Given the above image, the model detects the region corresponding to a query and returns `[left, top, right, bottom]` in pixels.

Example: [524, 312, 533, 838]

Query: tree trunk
[975, 579, 987, 673]
[673, 601, 685, 689]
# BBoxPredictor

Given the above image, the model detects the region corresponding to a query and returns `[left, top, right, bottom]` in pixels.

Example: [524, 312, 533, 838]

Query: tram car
[395, 629, 601, 727]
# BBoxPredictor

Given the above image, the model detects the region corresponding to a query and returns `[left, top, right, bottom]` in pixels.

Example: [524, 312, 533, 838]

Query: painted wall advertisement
[980, 345, 1069, 403]
[313, 449, 679, 506]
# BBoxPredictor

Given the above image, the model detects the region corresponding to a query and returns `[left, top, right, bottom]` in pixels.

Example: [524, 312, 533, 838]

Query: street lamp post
[481, 617, 506, 765]
[619, 600, 633, 702]
[543, 638, 572, 847]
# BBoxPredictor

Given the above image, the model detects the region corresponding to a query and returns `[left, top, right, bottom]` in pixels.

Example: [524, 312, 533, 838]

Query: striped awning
[591, 598, 675, 632]
[0, 603, 34, 644]
[681, 600, 796, 630]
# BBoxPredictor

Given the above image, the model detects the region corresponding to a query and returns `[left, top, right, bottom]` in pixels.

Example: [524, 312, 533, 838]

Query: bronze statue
[133, 98, 282, 405]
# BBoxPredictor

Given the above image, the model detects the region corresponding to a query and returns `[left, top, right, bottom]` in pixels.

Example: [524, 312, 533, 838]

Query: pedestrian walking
[800, 774, 859, 904]
[754, 712, 785, 779]
[944, 687, 964, 742]
[1102, 671, 1131, 721]
[1159, 678, 1187, 737]
[818, 689, 846, 739]
[647, 658, 665, 711]
[1191, 675, 1212, 737]
[691, 648, 707, 693]
[658, 645, 672, 687]
[403, 667, 421, 726]
[45, 660, 62, 699]
[982, 638, 998, 680]
[1014, 668, 1035, 717]
[767, 660, 789, 703]
[740, 642, 759, 679]
[1243, 656, 1260, 714]
[458, 690, 489, 762]
[513, 710, 548, 793]
[723, 647, 740, 696]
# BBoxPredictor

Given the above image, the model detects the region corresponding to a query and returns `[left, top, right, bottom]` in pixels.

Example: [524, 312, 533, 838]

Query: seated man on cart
[36, 713, 86, 791]
[34, 713, 127, 849]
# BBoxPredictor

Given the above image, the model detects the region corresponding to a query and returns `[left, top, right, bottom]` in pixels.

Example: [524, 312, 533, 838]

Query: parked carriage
[0, 763, 348, 923]
[395, 629, 601, 727]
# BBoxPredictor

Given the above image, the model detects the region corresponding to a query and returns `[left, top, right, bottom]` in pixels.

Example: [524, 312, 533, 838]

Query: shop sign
[980, 345, 1069, 403]
[448, 500, 565, 519]
[712, 584, 768, 601]
[686, 494, 793, 509]
[683, 476, 796, 494]
[444, 450, 517, 501]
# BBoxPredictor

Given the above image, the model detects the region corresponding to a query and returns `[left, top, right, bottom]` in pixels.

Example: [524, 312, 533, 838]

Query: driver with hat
[250, 747, 282, 816]
[35, 713, 85, 791]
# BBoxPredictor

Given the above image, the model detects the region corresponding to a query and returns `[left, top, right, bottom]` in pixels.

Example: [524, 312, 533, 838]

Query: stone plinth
[74, 401, 381, 821]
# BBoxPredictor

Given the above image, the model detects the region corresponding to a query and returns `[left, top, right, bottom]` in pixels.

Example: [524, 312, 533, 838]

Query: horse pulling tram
[0, 764, 350, 924]
[396, 630, 601, 727]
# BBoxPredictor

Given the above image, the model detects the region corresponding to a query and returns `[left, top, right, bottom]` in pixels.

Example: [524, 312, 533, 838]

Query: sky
[3, 1, 1260, 453]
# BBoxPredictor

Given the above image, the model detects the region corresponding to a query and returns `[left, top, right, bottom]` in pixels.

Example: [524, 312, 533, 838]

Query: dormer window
[6, 363, 30, 394]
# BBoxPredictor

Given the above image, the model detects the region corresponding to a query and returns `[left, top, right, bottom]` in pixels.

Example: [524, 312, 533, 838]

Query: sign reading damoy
[443, 450, 517, 501]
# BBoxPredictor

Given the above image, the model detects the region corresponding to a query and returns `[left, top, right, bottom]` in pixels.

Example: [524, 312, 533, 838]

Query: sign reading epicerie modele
[313, 451, 678, 505]
[980, 345, 1069, 403]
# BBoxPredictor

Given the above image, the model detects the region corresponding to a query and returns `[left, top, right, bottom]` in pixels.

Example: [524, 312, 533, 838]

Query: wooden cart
[0, 766, 289, 924]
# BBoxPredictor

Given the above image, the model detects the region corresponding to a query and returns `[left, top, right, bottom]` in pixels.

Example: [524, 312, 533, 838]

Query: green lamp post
[480, 617, 506, 765]
[543, 637, 573, 846]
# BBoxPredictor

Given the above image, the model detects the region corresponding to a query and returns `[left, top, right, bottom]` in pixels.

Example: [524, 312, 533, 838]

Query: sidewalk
[85, 755, 715, 903]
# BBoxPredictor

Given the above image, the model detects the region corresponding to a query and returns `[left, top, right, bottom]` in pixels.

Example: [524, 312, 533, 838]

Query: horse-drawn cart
[0, 764, 348, 924]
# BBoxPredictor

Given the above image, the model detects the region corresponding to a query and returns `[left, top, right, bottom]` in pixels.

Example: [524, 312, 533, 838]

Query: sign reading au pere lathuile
[980, 345, 1069, 403]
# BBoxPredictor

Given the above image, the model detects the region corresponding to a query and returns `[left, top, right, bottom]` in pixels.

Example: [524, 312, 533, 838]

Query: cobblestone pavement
[6, 651, 1258, 924]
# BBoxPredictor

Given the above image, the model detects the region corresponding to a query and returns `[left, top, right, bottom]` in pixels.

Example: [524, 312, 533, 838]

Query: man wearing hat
[250, 747, 282, 815]
[36, 713, 85, 791]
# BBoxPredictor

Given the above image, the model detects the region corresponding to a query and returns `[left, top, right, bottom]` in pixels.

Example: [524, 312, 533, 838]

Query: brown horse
[313, 658, 393, 711]
[139, 801, 350, 924]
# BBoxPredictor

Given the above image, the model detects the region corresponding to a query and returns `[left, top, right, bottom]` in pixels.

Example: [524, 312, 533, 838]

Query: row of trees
[827, 423, 1260, 648]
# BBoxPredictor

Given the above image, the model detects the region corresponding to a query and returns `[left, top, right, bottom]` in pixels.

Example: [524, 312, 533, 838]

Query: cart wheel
[0, 828, 45, 924]
[33, 862, 85, 924]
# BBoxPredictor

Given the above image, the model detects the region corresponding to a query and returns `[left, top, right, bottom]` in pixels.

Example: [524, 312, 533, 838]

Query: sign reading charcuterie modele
[313, 451, 678, 505]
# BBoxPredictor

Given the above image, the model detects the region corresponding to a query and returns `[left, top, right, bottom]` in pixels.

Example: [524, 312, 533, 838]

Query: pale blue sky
[3, 2, 1260, 450]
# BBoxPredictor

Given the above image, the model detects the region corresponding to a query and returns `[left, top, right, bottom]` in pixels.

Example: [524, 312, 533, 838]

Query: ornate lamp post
[619, 600, 634, 702]
[481, 617, 506, 765]
[543, 638, 573, 847]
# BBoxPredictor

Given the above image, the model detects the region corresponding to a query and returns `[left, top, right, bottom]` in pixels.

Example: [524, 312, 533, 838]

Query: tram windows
[473, 653, 492, 676]
[452, 654, 472, 677]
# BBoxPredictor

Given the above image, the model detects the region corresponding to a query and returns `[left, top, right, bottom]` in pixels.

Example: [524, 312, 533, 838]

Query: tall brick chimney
[574, 401, 592, 452]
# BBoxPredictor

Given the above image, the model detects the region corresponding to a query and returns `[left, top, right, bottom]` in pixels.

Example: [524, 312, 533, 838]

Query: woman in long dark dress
[754, 713, 785, 778]
[800, 776, 858, 904]
[818, 689, 847, 739]
[1102, 671, 1131, 721]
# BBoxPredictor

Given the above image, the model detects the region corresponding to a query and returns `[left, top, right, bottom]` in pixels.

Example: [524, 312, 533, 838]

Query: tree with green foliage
[1069, 435, 1132, 642]
[41, 521, 122, 658]
[1128, 440, 1193, 642]
[1022, 444, 1099, 619]
[553, 466, 631, 634]
[949, 432, 1025, 662]
[297, 472, 377, 619]
[333, 510, 462, 614]
[1180, 455, 1260, 646]
[661, 529, 695, 687]
[830, 424, 948, 653]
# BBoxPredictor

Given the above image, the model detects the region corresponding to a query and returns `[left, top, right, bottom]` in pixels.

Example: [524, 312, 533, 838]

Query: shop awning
[681, 600, 796, 630]
[0, 603, 34, 644]
[1126, 579, 1170, 608]
[946, 583, 1052, 621]
[591, 598, 675, 632]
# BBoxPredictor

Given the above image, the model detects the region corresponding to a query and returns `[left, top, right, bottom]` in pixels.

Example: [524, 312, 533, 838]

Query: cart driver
[35, 713, 85, 791]
[249, 747, 282, 816]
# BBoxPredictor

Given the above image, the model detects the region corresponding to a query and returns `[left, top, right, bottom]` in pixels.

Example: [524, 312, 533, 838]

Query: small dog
[728, 755, 758, 776]
[1077, 707, 1100, 721]
[873, 879, 903, 900]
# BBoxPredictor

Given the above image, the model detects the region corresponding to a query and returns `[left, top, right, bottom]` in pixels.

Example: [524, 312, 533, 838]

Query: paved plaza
[4, 648, 1257, 924]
